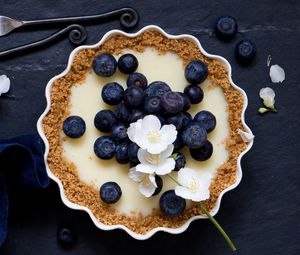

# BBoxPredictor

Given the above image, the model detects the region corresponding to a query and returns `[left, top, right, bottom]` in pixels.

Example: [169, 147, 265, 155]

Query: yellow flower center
[147, 130, 161, 143]
[188, 178, 200, 193]
[147, 154, 160, 165]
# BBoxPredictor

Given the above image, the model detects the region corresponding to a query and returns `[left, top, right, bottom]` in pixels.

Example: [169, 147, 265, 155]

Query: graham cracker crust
[42, 30, 247, 234]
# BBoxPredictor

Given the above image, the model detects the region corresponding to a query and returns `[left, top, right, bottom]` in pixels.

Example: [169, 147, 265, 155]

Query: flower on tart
[128, 167, 157, 197]
[0, 75, 10, 96]
[175, 168, 211, 202]
[127, 115, 177, 154]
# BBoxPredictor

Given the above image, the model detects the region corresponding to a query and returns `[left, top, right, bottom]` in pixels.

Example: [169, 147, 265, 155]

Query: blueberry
[173, 135, 185, 151]
[118, 53, 138, 74]
[57, 227, 77, 248]
[128, 109, 145, 123]
[216, 16, 238, 41]
[128, 143, 139, 162]
[184, 85, 204, 104]
[179, 92, 191, 111]
[124, 86, 145, 108]
[63, 116, 86, 138]
[159, 190, 186, 217]
[161, 92, 184, 115]
[93, 53, 117, 77]
[235, 40, 257, 63]
[101, 82, 124, 105]
[166, 112, 192, 131]
[144, 96, 161, 114]
[174, 152, 186, 171]
[154, 114, 166, 126]
[111, 123, 127, 142]
[100, 182, 122, 204]
[185, 60, 208, 85]
[115, 103, 130, 124]
[127, 72, 148, 90]
[181, 122, 207, 149]
[145, 81, 171, 98]
[115, 141, 130, 164]
[94, 136, 116, 159]
[190, 140, 213, 161]
[94, 110, 116, 133]
[193, 110, 216, 133]
[152, 175, 163, 196]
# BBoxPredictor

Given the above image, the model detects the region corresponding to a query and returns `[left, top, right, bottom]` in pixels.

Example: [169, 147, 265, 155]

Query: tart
[37, 26, 253, 239]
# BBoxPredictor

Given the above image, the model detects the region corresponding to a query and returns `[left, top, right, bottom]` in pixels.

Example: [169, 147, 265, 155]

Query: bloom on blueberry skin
[259, 87, 276, 109]
[175, 168, 211, 202]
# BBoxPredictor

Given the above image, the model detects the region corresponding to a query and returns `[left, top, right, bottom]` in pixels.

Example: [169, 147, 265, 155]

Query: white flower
[259, 87, 275, 109]
[0, 75, 10, 96]
[127, 115, 177, 154]
[269, 64, 285, 83]
[136, 144, 175, 175]
[128, 167, 157, 197]
[238, 129, 254, 143]
[175, 168, 211, 202]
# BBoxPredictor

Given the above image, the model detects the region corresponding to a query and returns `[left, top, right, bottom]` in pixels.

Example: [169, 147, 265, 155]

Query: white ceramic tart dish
[37, 25, 253, 240]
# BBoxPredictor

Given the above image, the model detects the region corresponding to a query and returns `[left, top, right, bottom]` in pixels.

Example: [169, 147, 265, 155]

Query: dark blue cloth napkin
[0, 134, 49, 246]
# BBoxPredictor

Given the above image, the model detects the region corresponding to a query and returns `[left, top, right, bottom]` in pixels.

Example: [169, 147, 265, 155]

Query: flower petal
[160, 144, 174, 159]
[259, 87, 275, 108]
[141, 115, 161, 132]
[138, 177, 156, 197]
[177, 168, 197, 187]
[0, 75, 10, 96]
[269, 64, 285, 83]
[156, 157, 175, 175]
[128, 167, 146, 182]
[238, 129, 255, 143]
[127, 119, 142, 142]
[137, 148, 150, 165]
[175, 185, 194, 200]
[136, 163, 155, 174]
[160, 124, 177, 145]
[148, 174, 157, 188]
[147, 142, 167, 154]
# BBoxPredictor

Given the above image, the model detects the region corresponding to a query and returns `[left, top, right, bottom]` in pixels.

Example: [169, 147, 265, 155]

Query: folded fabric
[0, 133, 49, 247]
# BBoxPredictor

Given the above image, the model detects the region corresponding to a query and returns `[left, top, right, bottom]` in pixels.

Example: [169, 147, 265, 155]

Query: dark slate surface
[0, 0, 299, 254]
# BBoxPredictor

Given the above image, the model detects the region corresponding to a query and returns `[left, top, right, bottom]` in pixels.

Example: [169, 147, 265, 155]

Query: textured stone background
[0, 0, 299, 254]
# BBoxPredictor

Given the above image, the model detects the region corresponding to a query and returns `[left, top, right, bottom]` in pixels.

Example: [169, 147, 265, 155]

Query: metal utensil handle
[23, 7, 139, 28]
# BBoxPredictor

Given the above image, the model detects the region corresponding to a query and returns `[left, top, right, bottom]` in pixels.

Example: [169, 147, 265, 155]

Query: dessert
[40, 26, 251, 237]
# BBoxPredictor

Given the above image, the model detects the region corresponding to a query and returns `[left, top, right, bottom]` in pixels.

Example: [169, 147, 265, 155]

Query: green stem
[167, 173, 181, 185]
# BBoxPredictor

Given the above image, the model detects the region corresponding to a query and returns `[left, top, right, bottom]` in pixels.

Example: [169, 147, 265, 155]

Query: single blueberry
[93, 53, 117, 77]
[154, 114, 166, 126]
[101, 82, 124, 105]
[144, 96, 161, 114]
[235, 40, 257, 63]
[100, 182, 122, 204]
[216, 16, 238, 41]
[94, 136, 116, 159]
[94, 110, 117, 133]
[185, 60, 208, 85]
[193, 110, 216, 133]
[111, 123, 127, 142]
[174, 152, 186, 171]
[57, 227, 77, 248]
[184, 85, 204, 104]
[145, 81, 171, 98]
[115, 102, 130, 124]
[115, 141, 130, 164]
[179, 92, 191, 111]
[124, 86, 145, 108]
[161, 92, 184, 115]
[128, 109, 145, 123]
[127, 72, 148, 90]
[181, 122, 207, 149]
[166, 112, 192, 131]
[63, 116, 86, 138]
[128, 142, 139, 162]
[152, 175, 163, 196]
[173, 135, 185, 151]
[118, 53, 138, 74]
[190, 140, 213, 161]
[159, 190, 186, 217]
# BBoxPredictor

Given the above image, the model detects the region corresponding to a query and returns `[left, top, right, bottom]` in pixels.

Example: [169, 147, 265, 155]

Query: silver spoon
[0, 7, 138, 37]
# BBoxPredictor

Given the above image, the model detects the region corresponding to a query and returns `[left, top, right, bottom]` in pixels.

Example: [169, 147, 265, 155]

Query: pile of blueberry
[62, 51, 217, 216]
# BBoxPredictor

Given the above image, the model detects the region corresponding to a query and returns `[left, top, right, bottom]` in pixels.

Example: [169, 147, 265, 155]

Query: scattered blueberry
[101, 82, 124, 105]
[173, 135, 185, 151]
[215, 16, 238, 41]
[111, 123, 127, 142]
[127, 72, 148, 90]
[235, 40, 257, 63]
[174, 152, 186, 171]
[124, 86, 145, 108]
[166, 112, 192, 131]
[94, 110, 116, 133]
[115, 141, 130, 164]
[118, 53, 138, 74]
[159, 190, 186, 217]
[180, 92, 191, 111]
[145, 81, 171, 98]
[184, 84, 204, 104]
[144, 96, 161, 114]
[161, 92, 184, 115]
[115, 102, 130, 124]
[193, 110, 216, 133]
[128, 143, 139, 162]
[128, 109, 145, 123]
[152, 175, 163, 196]
[92, 53, 117, 77]
[190, 140, 213, 161]
[63, 116, 86, 138]
[100, 182, 122, 204]
[57, 227, 77, 248]
[181, 122, 207, 149]
[94, 136, 116, 159]
[185, 60, 208, 85]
